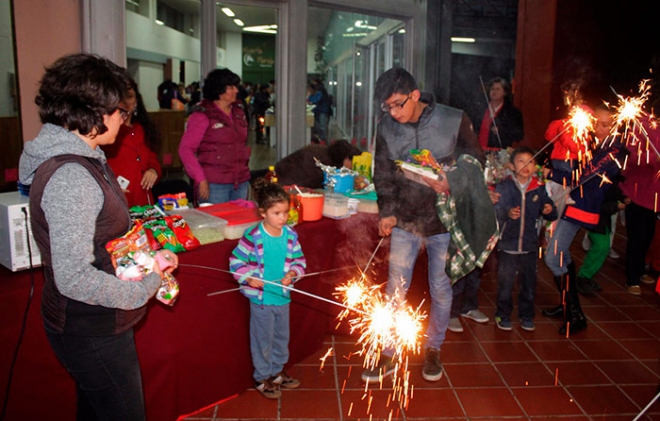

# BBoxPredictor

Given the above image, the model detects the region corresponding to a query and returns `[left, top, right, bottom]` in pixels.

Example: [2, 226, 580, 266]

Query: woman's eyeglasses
[380, 94, 412, 113]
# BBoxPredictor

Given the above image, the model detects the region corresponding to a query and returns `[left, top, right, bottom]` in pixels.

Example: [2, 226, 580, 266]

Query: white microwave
[0, 191, 41, 271]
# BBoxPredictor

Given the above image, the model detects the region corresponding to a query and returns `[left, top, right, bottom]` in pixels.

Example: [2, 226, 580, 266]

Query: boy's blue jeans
[250, 301, 290, 382]
[496, 251, 537, 320]
[544, 218, 581, 276]
[386, 228, 452, 350]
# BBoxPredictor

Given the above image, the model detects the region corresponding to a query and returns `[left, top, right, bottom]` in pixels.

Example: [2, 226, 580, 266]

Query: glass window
[308, 7, 405, 146]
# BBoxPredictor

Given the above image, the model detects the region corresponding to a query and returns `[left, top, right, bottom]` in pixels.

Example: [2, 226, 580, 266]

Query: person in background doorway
[103, 78, 162, 207]
[179, 68, 250, 204]
[307, 79, 332, 144]
[473, 77, 524, 149]
[252, 83, 273, 145]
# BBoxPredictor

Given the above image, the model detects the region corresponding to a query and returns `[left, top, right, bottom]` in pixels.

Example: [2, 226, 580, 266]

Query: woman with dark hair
[102, 78, 162, 207]
[179, 68, 250, 203]
[18, 53, 178, 420]
[474, 77, 524, 149]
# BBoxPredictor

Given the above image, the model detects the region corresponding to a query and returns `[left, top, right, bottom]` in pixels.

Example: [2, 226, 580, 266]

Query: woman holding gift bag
[18, 53, 177, 421]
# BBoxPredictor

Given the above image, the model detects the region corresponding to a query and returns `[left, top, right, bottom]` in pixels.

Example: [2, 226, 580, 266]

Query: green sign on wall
[242, 33, 275, 85]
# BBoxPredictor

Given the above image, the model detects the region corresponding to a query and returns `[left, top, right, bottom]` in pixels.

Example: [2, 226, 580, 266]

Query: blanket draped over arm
[436, 154, 499, 283]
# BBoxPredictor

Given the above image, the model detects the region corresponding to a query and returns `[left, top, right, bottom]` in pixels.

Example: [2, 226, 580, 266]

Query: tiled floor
[181, 226, 660, 420]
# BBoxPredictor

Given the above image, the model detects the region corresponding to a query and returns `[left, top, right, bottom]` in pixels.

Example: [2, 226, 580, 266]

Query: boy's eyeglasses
[380, 94, 412, 113]
[117, 107, 131, 121]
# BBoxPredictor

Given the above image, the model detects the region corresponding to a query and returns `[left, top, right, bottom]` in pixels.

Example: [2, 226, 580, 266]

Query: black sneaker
[422, 347, 443, 382]
[271, 371, 300, 389]
[255, 378, 281, 399]
[361, 355, 396, 384]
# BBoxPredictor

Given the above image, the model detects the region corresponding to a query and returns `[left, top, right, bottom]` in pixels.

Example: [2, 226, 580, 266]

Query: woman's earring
[133, 109, 138, 117]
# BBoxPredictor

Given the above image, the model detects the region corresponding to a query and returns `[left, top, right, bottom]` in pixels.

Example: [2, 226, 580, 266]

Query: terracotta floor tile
[280, 390, 340, 418]
[454, 387, 524, 417]
[617, 304, 660, 321]
[512, 385, 585, 416]
[637, 321, 660, 339]
[619, 338, 660, 360]
[443, 363, 506, 387]
[585, 305, 631, 322]
[551, 361, 612, 386]
[573, 339, 635, 361]
[619, 384, 660, 415]
[468, 322, 525, 342]
[403, 388, 465, 418]
[440, 341, 489, 363]
[495, 362, 556, 387]
[598, 321, 655, 339]
[598, 291, 648, 306]
[596, 360, 660, 384]
[214, 389, 278, 418]
[340, 389, 405, 420]
[479, 341, 538, 362]
[526, 340, 587, 361]
[567, 385, 640, 415]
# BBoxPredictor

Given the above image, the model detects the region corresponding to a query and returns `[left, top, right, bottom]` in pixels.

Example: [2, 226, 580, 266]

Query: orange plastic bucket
[297, 193, 324, 221]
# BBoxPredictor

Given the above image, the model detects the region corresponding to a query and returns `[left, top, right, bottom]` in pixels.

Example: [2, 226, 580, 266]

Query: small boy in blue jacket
[494, 147, 557, 331]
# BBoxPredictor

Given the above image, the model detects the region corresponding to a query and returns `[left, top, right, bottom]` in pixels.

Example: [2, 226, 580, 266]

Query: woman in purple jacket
[179, 69, 250, 204]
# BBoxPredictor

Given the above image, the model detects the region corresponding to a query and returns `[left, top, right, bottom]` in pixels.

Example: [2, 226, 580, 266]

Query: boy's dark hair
[510, 146, 536, 164]
[327, 139, 361, 168]
[252, 178, 289, 210]
[36, 53, 130, 136]
[202, 68, 241, 101]
[374, 67, 418, 105]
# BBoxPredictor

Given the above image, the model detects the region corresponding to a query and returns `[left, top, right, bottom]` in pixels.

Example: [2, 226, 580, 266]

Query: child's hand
[542, 203, 554, 215]
[281, 270, 296, 286]
[508, 206, 521, 220]
[247, 277, 264, 288]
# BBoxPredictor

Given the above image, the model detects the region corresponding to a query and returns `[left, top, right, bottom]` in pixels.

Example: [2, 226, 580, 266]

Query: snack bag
[157, 272, 180, 305]
[106, 221, 152, 270]
[145, 219, 186, 253]
[158, 193, 188, 211]
[164, 215, 200, 251]
[129, 205, 162, 221]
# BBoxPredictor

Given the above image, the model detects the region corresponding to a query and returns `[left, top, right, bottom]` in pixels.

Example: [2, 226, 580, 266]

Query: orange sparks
[319, 347, 333, 371]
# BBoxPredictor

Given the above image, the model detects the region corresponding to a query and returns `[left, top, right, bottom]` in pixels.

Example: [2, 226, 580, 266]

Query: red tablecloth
[0, 213, 385, 420]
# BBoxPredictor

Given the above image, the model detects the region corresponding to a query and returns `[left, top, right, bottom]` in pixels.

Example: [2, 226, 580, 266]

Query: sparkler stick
[515, 126, 570, 174]
[479, 75, 504, 149]
[632, 390, 660, 421]
[189, 264, 368, 313]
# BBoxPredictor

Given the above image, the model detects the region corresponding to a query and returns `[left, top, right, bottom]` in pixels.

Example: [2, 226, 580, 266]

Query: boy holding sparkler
[366, 67, 484, 383]
[542, 130, 628, 334]
[494, 147, 557, 332]
[229, 179, 306, 399]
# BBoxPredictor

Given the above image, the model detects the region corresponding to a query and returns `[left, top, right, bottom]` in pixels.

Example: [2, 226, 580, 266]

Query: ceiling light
[155, 19, 164, 26]
[221, 7, 235, 17]
[234, 19, 244, 27]
[451, 37, 475, 43]
[243, 25, 277, 34]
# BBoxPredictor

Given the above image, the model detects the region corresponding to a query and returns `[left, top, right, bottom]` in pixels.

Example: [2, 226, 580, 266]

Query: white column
[81, 0, 126, 66]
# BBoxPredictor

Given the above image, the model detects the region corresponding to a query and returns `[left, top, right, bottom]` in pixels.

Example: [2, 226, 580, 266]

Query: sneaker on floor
[627, 285, 642, 295]
[448, 317, 464, 333]
[255, 378, 281, 399]
[520, 319, 536, 332]
[361, 355, 396, 384]
[495, 316, 512, 331]
[640, 274, 656, 284]
[271, 371, 300, 389]
[422, 347, 443, 382]
[460, 309, 489, 323]
[608, 249, 620, 259]
[587, 278, 602, 292]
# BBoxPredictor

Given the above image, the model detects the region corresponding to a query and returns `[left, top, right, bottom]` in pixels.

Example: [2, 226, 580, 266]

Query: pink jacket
[620, 118, 660, 211]
[179, 99, 250, 186]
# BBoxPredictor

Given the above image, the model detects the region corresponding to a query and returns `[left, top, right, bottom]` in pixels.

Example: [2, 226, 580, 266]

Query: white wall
[128, 60, 164, 111]
[224, 32, 243, 76]
[126, 11, 201, 63]
[306, 37, 317, 74]
[0, 0, 16, 116]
